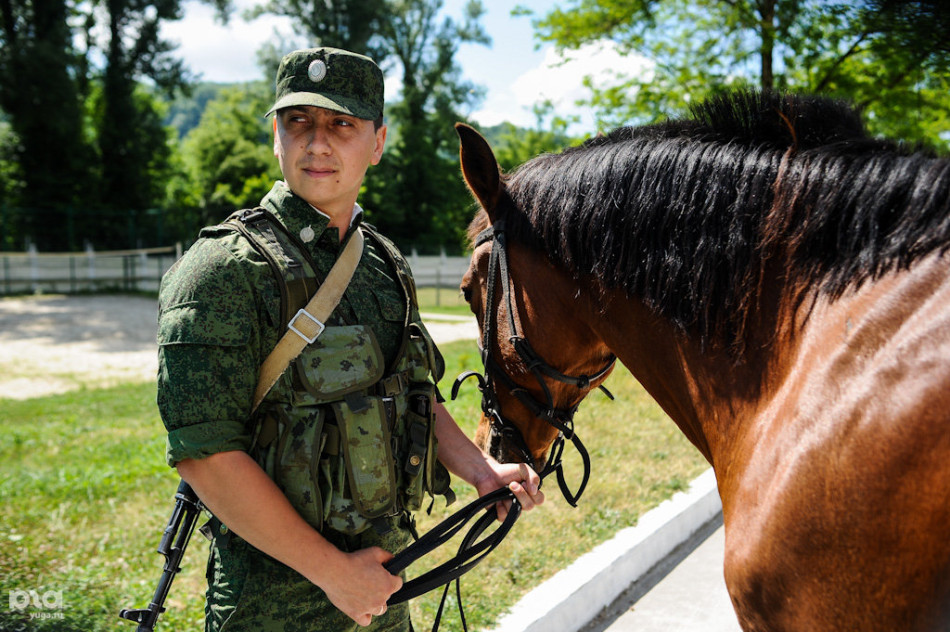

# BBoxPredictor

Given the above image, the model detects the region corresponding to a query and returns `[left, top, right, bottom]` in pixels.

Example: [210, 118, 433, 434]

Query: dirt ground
[0, 294, 477, 400]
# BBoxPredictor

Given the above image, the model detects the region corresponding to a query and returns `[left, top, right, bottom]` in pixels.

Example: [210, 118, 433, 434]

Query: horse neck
[592, 285, 791, 469]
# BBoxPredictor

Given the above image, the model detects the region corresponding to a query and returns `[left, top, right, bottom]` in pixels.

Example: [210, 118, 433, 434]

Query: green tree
[165, 82, 235, 138]
[366, 0, 490, 252]
[0, 0, 233, 250]
[525, 0, 950, 148]
[91, 0, 191, 229]
[484, 102, 581, 172]
[0, 0, 94, 249]
[246, 0, 389, 61]
[169, 83, 281, 232]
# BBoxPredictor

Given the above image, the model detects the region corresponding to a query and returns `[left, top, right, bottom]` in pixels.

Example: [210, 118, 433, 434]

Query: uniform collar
[261, 181, 363, 247]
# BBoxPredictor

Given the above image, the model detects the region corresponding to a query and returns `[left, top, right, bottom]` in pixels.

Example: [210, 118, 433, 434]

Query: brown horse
[455, 91, 950, 631]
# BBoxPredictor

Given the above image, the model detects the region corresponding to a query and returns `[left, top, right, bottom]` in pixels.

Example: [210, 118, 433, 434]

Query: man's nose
[306, 125, 332, 154]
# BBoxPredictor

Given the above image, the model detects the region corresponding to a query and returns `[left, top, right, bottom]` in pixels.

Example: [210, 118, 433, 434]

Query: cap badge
[307, 59, 327, 83]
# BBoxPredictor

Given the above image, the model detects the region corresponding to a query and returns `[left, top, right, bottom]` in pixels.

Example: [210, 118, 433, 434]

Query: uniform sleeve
[156, 237, 263, 467]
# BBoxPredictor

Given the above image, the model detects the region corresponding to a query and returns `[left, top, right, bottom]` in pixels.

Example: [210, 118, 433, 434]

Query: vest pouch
[252, 406, 326, 532]
[318, 423, 371, 536]
[294, 325, 385, 406]
[401, 386, 432, 512]
[327, 396, 398, 530]
[400, 384, 454, 512]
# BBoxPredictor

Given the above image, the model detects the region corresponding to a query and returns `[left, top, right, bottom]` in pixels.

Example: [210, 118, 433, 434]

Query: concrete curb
[488, 468, 722, 632]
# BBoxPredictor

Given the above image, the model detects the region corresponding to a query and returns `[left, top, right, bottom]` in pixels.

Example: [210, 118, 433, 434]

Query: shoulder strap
[251, 228, 364, 412]
[360, 223, 440, 377]
[361, 223, 419, 315]
[222, 208, 318, 329]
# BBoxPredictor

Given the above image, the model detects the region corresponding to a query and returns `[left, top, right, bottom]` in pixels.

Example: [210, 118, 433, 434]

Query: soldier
[157, 47, 544, 631]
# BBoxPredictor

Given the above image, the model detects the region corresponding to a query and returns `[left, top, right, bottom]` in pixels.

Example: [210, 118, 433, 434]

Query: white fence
[408, 251, 470, 289]
[0, 246, 181, 294]
[0, 246, 469, 296]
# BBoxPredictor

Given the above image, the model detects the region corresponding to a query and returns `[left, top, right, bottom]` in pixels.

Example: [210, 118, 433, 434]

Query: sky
[159, 0, 651, 134]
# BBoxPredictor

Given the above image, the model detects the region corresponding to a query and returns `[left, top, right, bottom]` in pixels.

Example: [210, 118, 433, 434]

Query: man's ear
[371, 124, 387, 166]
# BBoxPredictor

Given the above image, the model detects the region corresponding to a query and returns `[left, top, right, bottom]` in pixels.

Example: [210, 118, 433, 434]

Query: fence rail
[0, 246, 469, 296]
[1, 246, 181, 295]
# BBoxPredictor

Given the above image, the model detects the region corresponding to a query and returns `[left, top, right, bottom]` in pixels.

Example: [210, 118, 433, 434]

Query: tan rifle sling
[251, 228, 364, 412]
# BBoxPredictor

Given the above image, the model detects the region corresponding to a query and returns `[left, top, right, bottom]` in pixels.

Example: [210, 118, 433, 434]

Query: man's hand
[432, 402, 547, 521]
[473, 460, 545, 522]
[318, 546, 403, 626]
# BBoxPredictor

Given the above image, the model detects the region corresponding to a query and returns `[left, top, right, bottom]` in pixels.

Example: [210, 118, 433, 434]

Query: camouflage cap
[265, 47, 384, 120]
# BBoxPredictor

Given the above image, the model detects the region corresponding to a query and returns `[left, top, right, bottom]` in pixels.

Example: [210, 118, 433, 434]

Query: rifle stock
[119, 479, 203, 631]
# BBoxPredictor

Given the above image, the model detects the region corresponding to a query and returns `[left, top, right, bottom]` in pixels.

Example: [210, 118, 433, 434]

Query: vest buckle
[288, 308, 326, 344]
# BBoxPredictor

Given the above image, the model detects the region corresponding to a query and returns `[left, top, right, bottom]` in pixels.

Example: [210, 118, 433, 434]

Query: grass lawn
[0, 330, 708, 631]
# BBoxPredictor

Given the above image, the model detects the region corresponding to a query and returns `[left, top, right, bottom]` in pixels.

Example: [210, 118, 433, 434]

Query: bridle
[452, 217, 616, 507]
[384, 216, 615, 623]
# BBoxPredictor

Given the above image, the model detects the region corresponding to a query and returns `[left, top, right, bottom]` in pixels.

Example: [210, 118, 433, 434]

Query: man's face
[273, 106, 386, 219]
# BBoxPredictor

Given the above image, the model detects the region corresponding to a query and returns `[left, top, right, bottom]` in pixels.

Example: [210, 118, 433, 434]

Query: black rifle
[119, 479, 203, 631]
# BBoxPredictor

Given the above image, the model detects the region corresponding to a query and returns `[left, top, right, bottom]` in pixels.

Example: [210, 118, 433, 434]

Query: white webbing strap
[251, 227, 364, 412]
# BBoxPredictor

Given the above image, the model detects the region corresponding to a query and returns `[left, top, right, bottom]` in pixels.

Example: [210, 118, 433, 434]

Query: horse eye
[462, 286, 473, 303]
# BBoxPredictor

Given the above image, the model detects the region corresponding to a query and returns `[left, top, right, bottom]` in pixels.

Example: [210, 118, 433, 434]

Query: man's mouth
[301, 165, 336, 177]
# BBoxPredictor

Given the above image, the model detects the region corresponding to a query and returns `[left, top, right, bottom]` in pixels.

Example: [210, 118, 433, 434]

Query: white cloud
[160, 0, 295, 83]
[469, 40, 654, 133]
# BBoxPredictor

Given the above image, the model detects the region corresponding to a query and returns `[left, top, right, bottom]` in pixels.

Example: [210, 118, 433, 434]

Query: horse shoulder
[721, 252, 950, 630]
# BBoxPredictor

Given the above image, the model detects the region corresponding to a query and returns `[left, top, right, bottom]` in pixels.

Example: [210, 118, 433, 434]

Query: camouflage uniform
[157, 179, 433, 631]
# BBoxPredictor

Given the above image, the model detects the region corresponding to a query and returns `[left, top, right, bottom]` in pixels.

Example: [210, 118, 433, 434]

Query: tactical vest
[222, 207, 454, 536]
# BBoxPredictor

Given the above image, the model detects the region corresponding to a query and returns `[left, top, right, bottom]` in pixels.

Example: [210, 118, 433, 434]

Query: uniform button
[409, 455, 422, 467]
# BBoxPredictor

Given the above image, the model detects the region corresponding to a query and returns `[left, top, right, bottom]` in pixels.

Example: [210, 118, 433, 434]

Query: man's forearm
[432, 402, 494, 487]
[177, 450, 402, 624]
[176, 450, 342, 586]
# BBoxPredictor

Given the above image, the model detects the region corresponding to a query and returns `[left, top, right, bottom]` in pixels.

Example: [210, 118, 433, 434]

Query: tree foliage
[2, 0, 948, 254]
[169, 83, 281, 229]
[364, 0, 489, 252]
[0, 0, 228, 250]
[247, 0, 389, 62]
[482, 102, 582, 172]
[0, 0, 93, 246]
[528, 0, 950, 149]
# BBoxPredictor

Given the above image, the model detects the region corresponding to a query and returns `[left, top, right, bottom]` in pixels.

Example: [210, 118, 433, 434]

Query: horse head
[455, 123, 615, 478]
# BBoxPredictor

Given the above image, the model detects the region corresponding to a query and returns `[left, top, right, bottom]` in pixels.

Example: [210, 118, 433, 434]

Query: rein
[384, 217, 614, 629]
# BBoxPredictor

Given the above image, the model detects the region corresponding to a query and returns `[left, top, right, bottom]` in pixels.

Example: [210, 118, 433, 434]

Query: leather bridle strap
[384, 451, 568, 608]
[381, 216, 614, 619]
[471, 357, 592, 507]
[468, 219, 614, 506]
[475, 222, 615, 400]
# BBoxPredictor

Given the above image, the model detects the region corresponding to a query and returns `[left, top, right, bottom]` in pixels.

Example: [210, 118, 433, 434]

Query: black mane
[498, 90, 950, 352]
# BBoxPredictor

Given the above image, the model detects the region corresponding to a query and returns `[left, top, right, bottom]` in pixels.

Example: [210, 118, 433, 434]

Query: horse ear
[456, 123, 502, 221]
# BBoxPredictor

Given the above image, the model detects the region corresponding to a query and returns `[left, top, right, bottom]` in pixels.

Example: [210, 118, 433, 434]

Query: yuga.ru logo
[8, 589, 66, 620]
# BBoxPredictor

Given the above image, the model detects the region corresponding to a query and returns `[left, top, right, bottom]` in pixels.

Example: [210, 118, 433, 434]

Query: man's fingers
[509, 479, 545, 510]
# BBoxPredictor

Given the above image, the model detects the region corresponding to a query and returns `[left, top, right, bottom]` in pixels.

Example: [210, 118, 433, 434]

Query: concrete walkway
[490, 470, 731, 632]
[598, 525, 740, 632]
